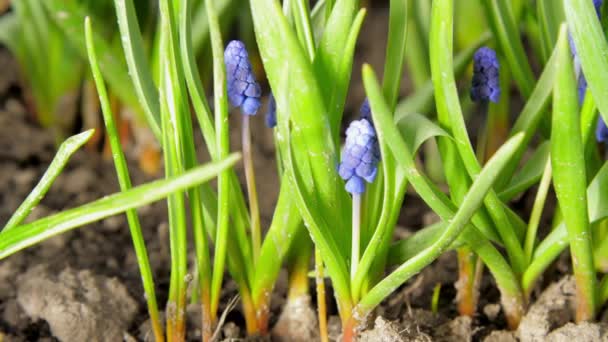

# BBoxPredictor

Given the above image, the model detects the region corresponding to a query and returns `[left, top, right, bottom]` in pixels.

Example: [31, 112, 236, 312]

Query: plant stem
[456, 247, 478, 317]
[240, 287, 261, 335]
[341, 317, 357, 342]
[551, 25, 597, 322]
[287, 232, 312, 300]
[351, 194, 361, 279]
[242, 114, 262, 262]
[431, 283, 441, 314]
[524, 159, 552, 262]
[315, 248, 329, 342]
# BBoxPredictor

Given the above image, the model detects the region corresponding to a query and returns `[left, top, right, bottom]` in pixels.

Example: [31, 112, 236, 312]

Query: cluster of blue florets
[338, 102, 381, 194]
[470, 47, 501, 103]
[225, 40, 262, 115]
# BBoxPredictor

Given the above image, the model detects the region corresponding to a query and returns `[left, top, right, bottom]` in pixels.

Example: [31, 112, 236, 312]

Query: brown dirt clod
[517, 276, 576, 342]
[16, 265, 138, 342]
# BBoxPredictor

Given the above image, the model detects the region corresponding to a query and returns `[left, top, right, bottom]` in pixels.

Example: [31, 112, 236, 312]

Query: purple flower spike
[265, 93, 276, 128]
[470, 47, 500, 103]
[225, 40, 262, 115]
[597, 116, 608, 143]
[339, 119, 381, 194]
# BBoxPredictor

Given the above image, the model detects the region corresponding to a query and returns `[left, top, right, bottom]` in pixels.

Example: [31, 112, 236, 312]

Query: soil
[0, 6, 607, 342]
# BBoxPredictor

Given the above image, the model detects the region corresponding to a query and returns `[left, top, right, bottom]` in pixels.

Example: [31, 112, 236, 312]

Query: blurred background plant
[0, 0, 243, 174]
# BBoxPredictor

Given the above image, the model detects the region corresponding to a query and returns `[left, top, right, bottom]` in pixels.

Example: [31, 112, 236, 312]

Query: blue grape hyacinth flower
[224, 40, 262, 115]
[265, 93, 276, 128]
[470, 47, 500, 103]
[338, 119, 381, 194]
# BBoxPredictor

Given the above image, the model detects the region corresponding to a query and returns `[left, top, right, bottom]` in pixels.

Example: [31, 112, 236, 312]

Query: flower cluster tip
[339, 118, 380, 194]
[225, 40, 262, 115]
[470, 46, 500, 103]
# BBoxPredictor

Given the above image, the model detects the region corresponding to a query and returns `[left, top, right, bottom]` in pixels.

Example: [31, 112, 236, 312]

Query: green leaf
[430, 0, 526, 274]
[284, 120, 352, 312]
[313, 0, 358, 131]
[364, 64, 524, 325]
[358, 127, 525, 315]
[537, 0, 564, 63]
[382, 0, 408, 110]
[565, 0, 608, 127]
[524, 160, 608, 292]
[498, 43, 558, 190]
[387, 222, 446, 266]
[3, 130, 94, 231]
[249, 0, 349, 258]
[481, 0, 535, 97]
[113, 0, 161, 138]
[395, 32, 491, 116]
[550, 25, 596, 319]
[395, 112, 450, 155]
[498, 142, 550, 201]
[0, 155, 240, 261]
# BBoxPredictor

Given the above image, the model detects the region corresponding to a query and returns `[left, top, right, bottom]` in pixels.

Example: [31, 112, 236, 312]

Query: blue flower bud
[224, 40, 262, 115]
[597, 116, 608, 143]
[338, 119, 381, 194]
[266, 93, 277, 128]
[360, 98, 372, 122]
[470, 47, 500, 103]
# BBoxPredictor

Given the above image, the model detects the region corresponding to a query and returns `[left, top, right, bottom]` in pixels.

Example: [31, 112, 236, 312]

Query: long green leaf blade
[0, 155, 240, 261]
[550, 25, 596, 321]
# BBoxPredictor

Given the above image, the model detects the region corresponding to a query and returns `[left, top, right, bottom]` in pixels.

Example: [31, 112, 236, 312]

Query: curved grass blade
[498, 142, 550, 201]
[364, 63, 525, 328]
[352, 111, 450, 299]
[431, 0, 526, 275]
[0, 154, 240, 261]
[3, 130, 94, 231]
[357, 130, 525, 316]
